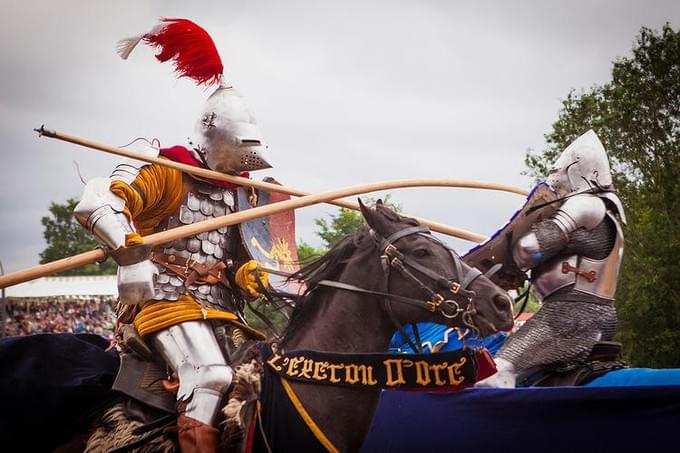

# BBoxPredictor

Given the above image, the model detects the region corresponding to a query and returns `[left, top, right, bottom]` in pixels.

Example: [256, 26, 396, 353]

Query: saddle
[111, 325, 177, 414]
[519, 341, 627, 387]
[97, 333, 262, 453]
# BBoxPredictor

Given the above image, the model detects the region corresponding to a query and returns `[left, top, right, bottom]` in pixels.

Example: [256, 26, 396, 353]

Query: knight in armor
[478, 130, 626, 388]
[74, 19, 272, 452]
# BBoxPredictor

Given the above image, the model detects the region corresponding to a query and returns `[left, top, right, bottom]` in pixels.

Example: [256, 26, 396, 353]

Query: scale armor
[153, 179, 239, 313]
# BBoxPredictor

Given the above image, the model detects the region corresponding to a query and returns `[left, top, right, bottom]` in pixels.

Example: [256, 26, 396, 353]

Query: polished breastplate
[532, 212, 624, 302]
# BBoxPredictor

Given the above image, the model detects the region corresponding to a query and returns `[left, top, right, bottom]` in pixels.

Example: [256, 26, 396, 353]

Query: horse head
[356, 199, 514, 337]
[283, 200, 513, 352]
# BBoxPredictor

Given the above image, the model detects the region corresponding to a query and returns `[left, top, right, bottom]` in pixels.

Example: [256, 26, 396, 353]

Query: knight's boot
[177, 414, 220, 453]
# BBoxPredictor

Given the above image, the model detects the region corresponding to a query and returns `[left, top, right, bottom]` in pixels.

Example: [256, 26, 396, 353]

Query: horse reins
[317, 225, 500, 352]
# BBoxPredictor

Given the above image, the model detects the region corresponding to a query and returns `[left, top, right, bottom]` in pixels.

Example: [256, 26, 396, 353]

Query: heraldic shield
[463, 183, 558, 290]
[236, 177, 302, 293]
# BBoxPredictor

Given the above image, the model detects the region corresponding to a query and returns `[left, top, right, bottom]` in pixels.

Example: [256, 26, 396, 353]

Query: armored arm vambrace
[74, 177, 158, 305]
[74, 177, 135, 249]
[513, 194, 606, 270]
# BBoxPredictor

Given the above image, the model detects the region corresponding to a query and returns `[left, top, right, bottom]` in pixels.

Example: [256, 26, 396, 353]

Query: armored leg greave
[151, 321, 233, 426]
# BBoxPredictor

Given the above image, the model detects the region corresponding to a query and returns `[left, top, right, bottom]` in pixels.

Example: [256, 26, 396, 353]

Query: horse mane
[280, 205, 419, 346]
[280, 227, 373, 345]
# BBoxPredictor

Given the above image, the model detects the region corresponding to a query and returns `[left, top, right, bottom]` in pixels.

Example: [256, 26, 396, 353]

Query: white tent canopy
[5, 276, 117, 299]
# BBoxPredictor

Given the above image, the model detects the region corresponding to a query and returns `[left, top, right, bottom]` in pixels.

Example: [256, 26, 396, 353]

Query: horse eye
[413, 248, 429, 258]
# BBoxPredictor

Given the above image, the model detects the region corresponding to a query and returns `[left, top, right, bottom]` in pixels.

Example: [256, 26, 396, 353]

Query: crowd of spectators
[2, 297, 116, 339]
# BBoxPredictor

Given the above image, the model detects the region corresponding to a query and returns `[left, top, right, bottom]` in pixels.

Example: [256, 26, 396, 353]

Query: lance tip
[34, 125, 56, 138]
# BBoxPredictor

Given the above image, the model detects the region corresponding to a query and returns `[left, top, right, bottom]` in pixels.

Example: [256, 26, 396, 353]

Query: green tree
[315, 207, 367, 249]
[296, 240, 325, 264]
[244, 300, 291, 340]
[296, 196, 401, 262]
[294, 208, 364, 265]
[525, 24, 680, 367]
[40, 198, 118, 275]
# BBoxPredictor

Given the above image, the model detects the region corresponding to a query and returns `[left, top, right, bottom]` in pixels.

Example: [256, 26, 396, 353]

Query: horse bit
[317, 225, 501, 352]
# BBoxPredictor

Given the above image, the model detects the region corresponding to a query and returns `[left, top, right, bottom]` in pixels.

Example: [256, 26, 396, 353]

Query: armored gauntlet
[235, 260, 270, 298]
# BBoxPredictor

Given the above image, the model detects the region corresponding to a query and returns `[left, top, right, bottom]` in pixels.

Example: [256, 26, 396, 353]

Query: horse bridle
[317, 225, 501, 352]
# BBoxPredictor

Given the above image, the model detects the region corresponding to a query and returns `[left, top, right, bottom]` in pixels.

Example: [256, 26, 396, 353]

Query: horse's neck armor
[152, 178, 237, 311]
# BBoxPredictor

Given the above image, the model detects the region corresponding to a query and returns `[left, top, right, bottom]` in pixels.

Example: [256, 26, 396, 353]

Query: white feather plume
[115, 23, 166, 60]
[116, 34, 145, 60]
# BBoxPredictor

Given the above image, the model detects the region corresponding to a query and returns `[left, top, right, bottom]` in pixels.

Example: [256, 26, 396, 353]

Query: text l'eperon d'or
[267, 352, 467, 387]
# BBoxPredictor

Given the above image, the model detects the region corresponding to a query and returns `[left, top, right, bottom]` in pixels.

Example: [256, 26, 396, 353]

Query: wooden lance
[2, 177, 520, 289]
[34, 126, 529, 239]
[0, 128, 531, 289]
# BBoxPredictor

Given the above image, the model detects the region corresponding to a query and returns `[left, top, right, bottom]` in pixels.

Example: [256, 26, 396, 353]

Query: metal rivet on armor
[168, 255, 176, 263]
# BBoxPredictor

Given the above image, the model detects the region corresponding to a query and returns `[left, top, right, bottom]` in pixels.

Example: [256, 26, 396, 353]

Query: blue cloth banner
[586, 367, 680, 387]
[362, 386, 680, 452]
[390, 322, 508, 356]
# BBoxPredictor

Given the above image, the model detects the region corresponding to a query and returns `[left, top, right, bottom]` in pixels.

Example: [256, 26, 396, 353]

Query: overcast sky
[1, 0, 678, 276]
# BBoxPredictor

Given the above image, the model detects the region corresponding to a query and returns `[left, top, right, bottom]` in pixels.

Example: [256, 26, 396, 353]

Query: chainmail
[564, 215, 616, 259]
[498, 214, 618, 372]
[532, 214, 615, 263]
[533, 220, 568, 261]
[496, 301, 617, 371]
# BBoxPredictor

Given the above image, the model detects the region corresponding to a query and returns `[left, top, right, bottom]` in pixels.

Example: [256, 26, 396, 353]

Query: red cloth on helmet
[159, 145, 249, 189]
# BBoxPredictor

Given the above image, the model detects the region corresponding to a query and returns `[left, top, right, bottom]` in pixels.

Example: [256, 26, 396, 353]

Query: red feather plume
[143, 18, 224, 86]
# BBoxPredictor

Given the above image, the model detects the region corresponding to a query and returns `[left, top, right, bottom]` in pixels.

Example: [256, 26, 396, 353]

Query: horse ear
[358, 198, 387, 234]
[358, 198, 373, 221]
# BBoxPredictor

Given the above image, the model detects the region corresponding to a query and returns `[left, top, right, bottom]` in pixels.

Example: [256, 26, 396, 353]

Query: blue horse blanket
[362, 385, 680, 452]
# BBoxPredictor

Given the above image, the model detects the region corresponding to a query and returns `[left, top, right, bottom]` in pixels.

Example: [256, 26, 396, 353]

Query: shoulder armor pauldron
[110, 142, 160, 184]
[552, 194, 606, 234]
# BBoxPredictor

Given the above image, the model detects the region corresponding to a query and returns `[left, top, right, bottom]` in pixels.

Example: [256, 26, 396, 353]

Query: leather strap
[316, 279, 462, 318]
[151, 252, 231, 287]
[561, 261, 598, 282]
[109, 244, 153, 266]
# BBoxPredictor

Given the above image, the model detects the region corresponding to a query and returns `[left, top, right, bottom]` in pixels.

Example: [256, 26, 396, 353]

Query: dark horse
[74, 201, 514, 452]
[266, 201, 514, 451]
